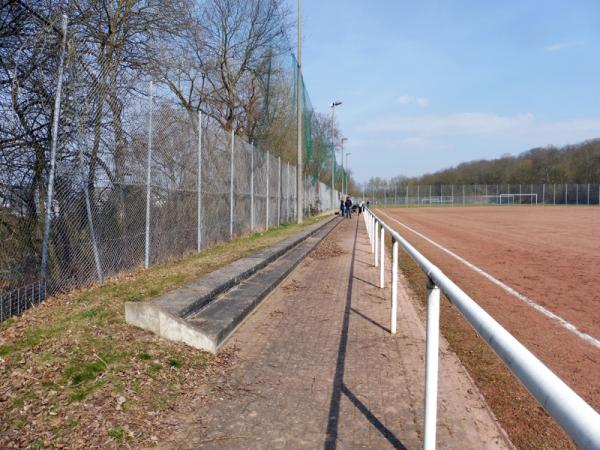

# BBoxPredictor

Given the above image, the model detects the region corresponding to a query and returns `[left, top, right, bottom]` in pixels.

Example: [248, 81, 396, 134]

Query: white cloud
[361, 112, 535, 136]
[416, 97, 429, 108]
[544, 40, 586, 52]
[396, 95, 429, 107]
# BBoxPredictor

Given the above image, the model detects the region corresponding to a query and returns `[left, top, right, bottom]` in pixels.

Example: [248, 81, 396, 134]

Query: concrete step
[125, 216, 340, 353]
[187, 232, 327, 352]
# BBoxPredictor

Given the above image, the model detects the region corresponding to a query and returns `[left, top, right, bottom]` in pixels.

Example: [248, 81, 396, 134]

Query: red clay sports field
[374, 206, 600, 414]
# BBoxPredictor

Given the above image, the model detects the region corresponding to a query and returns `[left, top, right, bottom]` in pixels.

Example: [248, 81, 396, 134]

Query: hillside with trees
[365, 139, 600, 190]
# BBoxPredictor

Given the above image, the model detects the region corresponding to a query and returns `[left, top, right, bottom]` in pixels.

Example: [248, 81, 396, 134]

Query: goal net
[420, 196, 455, 205]
[481, 194, 538, 205]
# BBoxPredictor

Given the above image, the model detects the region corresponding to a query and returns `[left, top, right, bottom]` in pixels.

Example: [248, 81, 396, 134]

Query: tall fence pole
[587, 183, 590, 205]
[230, 130, 235, 238]
[266, 152, 270, 228]
[278, 157, 281, 226]
[78, 122, 103, 283]
[286, 162, 290, 221]
[250, 144, 255, 232]
[424, 278, 441, 450]
[144, 81, 154, 269]
[197, 110, 202, 252]
[40, 15, 68, 290]
[542, 184, 545, 205]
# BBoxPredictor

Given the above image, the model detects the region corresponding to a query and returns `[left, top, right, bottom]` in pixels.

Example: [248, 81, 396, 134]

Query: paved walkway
[162, 216, 512, 449]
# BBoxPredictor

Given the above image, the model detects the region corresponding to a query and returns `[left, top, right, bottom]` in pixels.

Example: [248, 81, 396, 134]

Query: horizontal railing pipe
[364, 207, 600, 450]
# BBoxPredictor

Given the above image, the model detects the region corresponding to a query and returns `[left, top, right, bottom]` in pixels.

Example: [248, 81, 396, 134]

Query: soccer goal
[481, 193, 538, 205]
[420, 196, 455, 205]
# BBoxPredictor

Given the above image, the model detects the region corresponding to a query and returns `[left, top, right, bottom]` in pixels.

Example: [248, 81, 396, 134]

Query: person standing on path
[345, 196, 353, 219]
[340, 196, 346, 217]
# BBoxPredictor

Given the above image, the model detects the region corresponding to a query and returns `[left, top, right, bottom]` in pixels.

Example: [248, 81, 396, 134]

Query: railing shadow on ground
[350, 307, 390, 334]
[352, 275, 379, 289]
[324, 219, 407, 450]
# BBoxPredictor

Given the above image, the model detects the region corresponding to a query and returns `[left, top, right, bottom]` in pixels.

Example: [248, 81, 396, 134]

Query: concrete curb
[125, 216, 340, 353]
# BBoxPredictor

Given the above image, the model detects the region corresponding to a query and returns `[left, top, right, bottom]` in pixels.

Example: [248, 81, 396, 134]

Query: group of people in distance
[339, 195, 366, 219]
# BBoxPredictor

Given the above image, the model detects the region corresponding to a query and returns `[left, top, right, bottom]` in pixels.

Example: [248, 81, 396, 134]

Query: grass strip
[0, 214, 328, 449]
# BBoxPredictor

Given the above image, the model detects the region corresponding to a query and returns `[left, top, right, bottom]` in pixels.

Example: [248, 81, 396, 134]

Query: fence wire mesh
[0, 16, 339, 323]
[367, 183, 600, 207]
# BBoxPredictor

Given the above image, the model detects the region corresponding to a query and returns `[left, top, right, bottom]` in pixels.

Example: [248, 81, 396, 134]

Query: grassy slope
[0, 215, 327, 449]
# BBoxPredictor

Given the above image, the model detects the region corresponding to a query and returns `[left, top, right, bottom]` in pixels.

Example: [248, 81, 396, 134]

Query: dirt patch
[310, 239, 345, 260]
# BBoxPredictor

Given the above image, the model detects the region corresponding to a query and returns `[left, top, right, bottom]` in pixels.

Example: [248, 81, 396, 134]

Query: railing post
[229, 130, 235, 238]
[391, 238, 398, 334]
[424, 278, 441, 450]
[371, 216, 375, 253]
[374, 221, 379, 267]
[380, 225, 385, 288]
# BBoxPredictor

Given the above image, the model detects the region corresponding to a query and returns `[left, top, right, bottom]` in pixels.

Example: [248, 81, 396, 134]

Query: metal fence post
[266, 152, 270, 229]
[553, 184, 556, 205]
[587, 183, 590, 205]
[144, 81, 154, 269]
[565, 184, 568, 205]
[542, 184, 545, 205]
[277, 157, 281, 226]
[374, 221, 379, 267]
[286, 162, 290, 221]
[78, 123, 103, 284]
[391, 239, 398, 334]
[380, 226, 385, 288]
[40, 15, 68, 289]
[371, 215, 375, 252]
[230, 130, 235, 238]
[197, 110, 202, 251]
[250, 144, 255, 232]
[462, 184, 465, 205]
[424, 278, 441, 450]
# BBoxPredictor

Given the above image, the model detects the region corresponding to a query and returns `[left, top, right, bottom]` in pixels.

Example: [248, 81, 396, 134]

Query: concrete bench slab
[125, 216, 339, 353]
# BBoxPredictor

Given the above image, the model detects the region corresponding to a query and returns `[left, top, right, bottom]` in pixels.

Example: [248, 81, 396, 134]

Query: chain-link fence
[365, 183, 600, 207]
[0, 15, 339, 323]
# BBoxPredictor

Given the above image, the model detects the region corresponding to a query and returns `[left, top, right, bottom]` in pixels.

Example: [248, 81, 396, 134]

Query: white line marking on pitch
[378, 209, 600, 351]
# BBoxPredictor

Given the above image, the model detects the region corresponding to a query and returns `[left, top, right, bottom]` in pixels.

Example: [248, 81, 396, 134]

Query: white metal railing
[363, 207, 600, 450]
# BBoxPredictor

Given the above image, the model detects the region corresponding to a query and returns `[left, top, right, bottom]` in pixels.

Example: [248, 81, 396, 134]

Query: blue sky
[297, 0, 600, 183]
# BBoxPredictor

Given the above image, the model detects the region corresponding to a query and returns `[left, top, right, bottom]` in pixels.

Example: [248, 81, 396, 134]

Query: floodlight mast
[341, 137, 348, 194]
[330, 101, 342, 206]
[296, 0, 303, 223]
